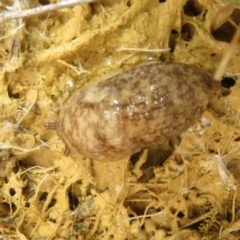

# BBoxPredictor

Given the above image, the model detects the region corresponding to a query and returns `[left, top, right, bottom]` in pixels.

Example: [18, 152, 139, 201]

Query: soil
[0, 0, 240, 239]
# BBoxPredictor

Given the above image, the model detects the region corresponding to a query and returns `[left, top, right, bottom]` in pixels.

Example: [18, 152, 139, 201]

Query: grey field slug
[51, 62, 220, 161]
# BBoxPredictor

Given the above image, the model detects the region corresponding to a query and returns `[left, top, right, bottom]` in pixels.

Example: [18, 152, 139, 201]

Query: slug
[51, 62, 220, 161]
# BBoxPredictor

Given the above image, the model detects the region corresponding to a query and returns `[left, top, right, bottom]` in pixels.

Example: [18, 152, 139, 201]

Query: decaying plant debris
[0, 0, 240, 239]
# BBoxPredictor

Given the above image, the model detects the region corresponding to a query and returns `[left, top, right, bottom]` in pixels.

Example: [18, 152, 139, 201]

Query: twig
[117, 47, 171, 52]
[0, 0, 97, 23]
[0, 143, 42, 152]
[0, 23, 25, 41]
[57, 60, 89, 75]
[14, 100, 36, 129]
[214, 23, 240, 81]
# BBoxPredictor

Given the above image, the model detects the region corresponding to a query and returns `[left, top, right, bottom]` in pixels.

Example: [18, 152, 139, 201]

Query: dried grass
[0, 0, 240, 239]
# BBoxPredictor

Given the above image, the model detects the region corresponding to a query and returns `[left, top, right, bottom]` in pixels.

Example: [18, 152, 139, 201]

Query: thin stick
[57, 60, 89, 75]
[0, 143, 42, 152]
[214, 23, 240, 81]
[0, 0, 97, 23]
[117, 47, 171, 52]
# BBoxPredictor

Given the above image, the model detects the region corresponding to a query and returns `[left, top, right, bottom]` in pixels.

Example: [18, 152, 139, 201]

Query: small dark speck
[126, 1, 131, 7]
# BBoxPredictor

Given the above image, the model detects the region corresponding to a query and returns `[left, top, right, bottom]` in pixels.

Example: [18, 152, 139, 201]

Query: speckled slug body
[56, 62, 220, 161]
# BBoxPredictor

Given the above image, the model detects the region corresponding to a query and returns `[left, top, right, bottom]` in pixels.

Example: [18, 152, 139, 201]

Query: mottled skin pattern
[56, 62, 220, 161]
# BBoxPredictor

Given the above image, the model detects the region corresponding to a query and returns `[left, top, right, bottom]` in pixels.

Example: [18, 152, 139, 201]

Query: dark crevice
[177, 211, 185, 218]
[39, 192, 48, 202]
[184, 0, 203, 17]
[200, 9, 208, 21]
[221, 77, 236, 88]
[234, 136, 240, 142]
[68, 188, 80, 210]
[38, 0, 50, 5]
[168, 29, 179, 53]
[211, 21, 237, 43]
[126, 1, 131, 7]
[7, 84, 20, 99]
[9, 188, 16, 196]
[181, 23, 195, 41]
[48, 198, 57, 209]
[231, 8, 240, 26]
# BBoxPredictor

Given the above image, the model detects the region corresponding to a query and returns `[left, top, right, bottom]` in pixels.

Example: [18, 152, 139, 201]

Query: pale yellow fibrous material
[0, 0, 240, 239]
